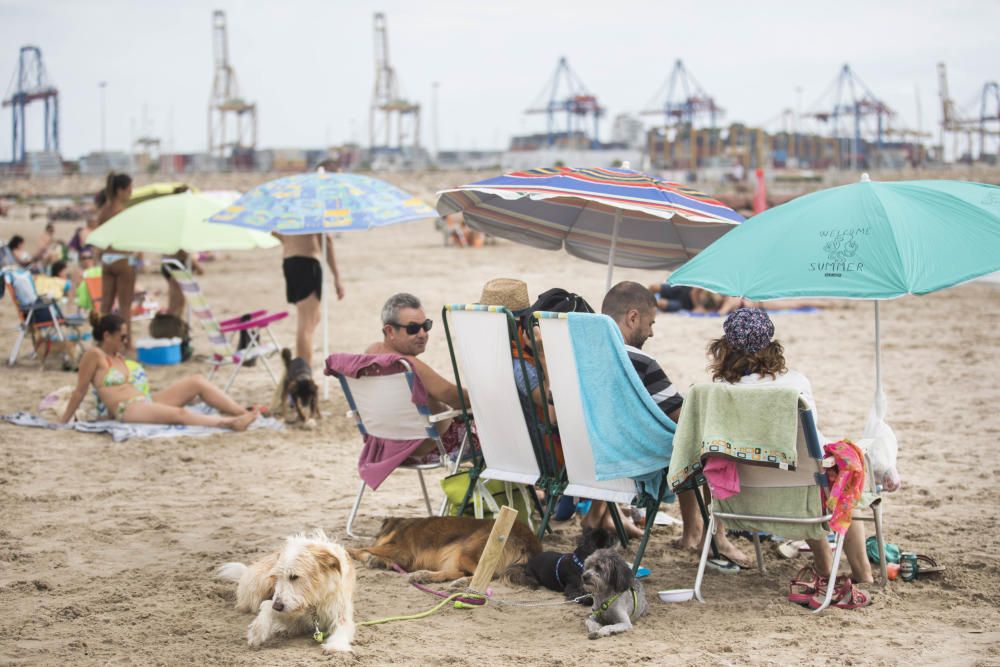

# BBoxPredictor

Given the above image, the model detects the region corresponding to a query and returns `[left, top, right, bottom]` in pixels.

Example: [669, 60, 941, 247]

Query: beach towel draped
[668, 384, 801, 489]
[566, 313, 675, 484]
[824, 440, 866, 535]
[324, 353, 433, 490]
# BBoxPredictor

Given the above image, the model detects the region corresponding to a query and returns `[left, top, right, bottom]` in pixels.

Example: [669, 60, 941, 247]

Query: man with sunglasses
[366, 293, 466, 408]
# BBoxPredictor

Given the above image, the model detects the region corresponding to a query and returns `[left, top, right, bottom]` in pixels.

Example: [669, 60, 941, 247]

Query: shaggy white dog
[218, 530, 356, 653]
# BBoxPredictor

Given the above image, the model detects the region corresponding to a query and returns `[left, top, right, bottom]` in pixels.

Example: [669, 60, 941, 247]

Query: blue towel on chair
[568, 313, 676, 487]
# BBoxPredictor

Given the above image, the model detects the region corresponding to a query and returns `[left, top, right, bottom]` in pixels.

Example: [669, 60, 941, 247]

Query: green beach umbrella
[87, 191, 279, 253]
[669, 174, 1000, 477]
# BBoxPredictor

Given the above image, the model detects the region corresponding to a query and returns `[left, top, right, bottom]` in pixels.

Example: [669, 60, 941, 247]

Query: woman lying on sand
[60, 313, 257, 430]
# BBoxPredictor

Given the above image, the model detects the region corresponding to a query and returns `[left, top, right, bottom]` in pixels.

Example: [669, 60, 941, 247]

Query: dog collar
[571, 553, 585, 570]
[554, 554, 567, 589]
[590, 586, 639, 622]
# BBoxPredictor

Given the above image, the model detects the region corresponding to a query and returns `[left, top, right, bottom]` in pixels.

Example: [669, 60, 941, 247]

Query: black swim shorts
[283, 256, 323, 304]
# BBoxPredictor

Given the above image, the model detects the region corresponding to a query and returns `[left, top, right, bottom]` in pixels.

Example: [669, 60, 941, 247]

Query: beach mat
[1, 405, 282, 443]
[669, 306, 818, 318]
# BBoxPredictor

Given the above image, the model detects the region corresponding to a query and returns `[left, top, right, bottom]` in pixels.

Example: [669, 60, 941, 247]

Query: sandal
[916, 554, 946, 575]
[809, 576, 872, 610]
[787, 565, 822, 606]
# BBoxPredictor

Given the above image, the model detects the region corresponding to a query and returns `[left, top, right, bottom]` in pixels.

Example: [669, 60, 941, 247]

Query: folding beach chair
[536, 312, 671, 568]
[163, 259, 287, 391]
[677, 383, 887, 613]
[3, 268, 87, 368]
[442, 304, 562, 536]
[332, 358, 468, 537]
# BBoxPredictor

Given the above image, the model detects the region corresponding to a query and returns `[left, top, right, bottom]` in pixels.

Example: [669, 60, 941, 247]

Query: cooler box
[136, 337, 182, 366]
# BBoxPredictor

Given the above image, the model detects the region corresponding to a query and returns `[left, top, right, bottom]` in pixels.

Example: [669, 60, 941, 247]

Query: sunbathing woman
[708, 307, 873, 605]
[60, 313, 257, 430]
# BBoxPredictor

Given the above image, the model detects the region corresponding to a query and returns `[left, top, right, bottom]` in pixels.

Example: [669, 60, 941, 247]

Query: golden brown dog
[348, 516, 542, 585]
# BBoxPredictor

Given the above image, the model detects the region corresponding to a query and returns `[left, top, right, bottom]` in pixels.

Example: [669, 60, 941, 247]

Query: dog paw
[407, 570, 436, 584]
[301, 418, 317, 430]
[587, 631, 601, 640]
[246, 619, 269, 648]
[322, 638, 352, 653]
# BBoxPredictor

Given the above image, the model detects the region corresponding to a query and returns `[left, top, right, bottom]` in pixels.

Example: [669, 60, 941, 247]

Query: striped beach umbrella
[437, 164, 744, 291]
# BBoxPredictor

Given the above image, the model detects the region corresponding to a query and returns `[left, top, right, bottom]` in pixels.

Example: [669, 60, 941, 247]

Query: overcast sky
[1, 0, 998, 161]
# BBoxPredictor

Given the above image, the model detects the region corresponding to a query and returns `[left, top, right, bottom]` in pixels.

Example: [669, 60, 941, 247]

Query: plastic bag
[859, 403, 901, 492]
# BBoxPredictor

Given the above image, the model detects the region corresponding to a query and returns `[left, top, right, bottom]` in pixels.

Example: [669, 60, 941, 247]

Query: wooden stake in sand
[468, 506, 518, 594]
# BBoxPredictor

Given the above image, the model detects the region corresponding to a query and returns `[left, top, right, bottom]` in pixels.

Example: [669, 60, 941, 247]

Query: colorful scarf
[824, 439, 865, 535]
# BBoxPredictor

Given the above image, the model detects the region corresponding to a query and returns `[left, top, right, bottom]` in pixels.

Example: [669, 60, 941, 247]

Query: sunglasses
[390, 319, 433, 335]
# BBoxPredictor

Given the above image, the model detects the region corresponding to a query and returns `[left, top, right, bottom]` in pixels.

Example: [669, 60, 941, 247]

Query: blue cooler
[136, 337, 182, 366]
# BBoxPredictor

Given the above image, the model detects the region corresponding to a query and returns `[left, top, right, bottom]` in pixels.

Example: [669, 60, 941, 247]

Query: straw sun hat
[479, 278, 530, 313]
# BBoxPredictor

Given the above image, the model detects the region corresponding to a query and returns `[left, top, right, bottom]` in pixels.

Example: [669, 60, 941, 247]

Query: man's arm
[324, 233, 345, 300]
[408, 356, 469, 410]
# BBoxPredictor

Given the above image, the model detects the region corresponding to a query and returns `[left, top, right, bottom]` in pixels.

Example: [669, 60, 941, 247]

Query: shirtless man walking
[280, 233, 345, 366]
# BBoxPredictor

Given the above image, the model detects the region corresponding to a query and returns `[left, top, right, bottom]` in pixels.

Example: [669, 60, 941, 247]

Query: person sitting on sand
[601, 281, 750, 562]
[60, 313, 258, 431]
[365, 293, 470, 459]
[651, 283, 833, 316]
[708, 307, 873, 597]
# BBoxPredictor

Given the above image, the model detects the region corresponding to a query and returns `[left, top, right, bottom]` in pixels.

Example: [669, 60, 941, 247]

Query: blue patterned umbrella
[208, 171, 436, 234]
[209, 171, 435, 395]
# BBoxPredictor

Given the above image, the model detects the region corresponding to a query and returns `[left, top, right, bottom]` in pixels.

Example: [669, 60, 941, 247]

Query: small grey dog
[580, 548, 647, 639]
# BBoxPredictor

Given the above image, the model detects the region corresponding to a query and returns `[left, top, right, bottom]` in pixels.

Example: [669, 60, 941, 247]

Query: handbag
[440, 470, 533, 524]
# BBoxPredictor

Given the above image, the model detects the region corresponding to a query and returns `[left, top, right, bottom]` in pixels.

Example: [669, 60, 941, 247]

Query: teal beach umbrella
[669, 174, 1000, 465]
[669, 176, 1000, 300]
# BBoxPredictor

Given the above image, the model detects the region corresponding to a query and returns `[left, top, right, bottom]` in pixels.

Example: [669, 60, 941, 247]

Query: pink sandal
[787, 566, 823, 606]
[809, 576, 871, 610]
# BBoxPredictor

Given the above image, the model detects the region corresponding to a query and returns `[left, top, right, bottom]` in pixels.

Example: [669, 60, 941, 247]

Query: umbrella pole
[605, 209, 622, 294]
[322, 233, 330, 399]
[874, 300, 885, 419]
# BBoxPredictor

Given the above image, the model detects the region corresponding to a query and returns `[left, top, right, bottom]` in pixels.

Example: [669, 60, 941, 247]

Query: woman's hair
[90, 312, 125, 342]
[105, 172, 132, 202]
[8, 235, 23, 250]
[93, 189, 107, 208]
[50, 260, 67, 277]
[707, 336, 788, 384]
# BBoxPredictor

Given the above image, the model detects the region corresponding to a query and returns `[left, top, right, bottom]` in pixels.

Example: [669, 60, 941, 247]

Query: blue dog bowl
[136, 337, 182, 366]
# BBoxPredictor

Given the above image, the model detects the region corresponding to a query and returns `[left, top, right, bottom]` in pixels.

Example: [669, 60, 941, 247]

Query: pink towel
[325, 353, 431, 490]
[703, 456, 740, 500]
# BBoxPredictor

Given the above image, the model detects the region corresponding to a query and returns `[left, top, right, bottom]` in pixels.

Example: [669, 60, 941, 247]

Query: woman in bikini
[96, 173, 138, 343]
[59, 313, 257, 430]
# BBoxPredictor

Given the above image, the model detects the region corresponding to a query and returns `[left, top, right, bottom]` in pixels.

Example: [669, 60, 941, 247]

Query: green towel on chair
[667, 384, 801, 489]
[715, 487, 829, 540]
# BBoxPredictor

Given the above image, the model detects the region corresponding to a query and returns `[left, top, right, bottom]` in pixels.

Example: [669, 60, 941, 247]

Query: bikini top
[102, 365, 129, 387]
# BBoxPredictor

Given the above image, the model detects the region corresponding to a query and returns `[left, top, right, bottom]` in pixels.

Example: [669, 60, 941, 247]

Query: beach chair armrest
[219, 311, 289, 333]
[428, 408, 467, 423]
[219, 310, 267, 327]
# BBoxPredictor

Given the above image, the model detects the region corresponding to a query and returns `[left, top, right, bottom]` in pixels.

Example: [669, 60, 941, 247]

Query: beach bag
[440, 470, 533, 525]
[530, 287, 595, 316]
[149, 313, 192, 362]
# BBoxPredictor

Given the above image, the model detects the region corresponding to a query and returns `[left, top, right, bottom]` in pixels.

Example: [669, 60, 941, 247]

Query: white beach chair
[678, 383, 886, 613]
[332, 358, 466, 538]
[536, 312, 670, 566]
[441, 305, 553, 533]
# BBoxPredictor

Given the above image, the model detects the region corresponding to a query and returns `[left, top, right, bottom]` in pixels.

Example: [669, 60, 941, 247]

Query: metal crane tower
[805, 64, 894, 169]
[941, 63, 1000, 162]
[2, 46, 59, 164]
[525, 57, 605, 148]
[640, 59, 723, 130]
[370, 12, 421, 152]
[208, 10, 257, 161]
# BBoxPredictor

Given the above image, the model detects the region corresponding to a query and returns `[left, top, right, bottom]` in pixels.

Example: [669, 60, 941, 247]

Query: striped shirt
[624, 344, 683, 418]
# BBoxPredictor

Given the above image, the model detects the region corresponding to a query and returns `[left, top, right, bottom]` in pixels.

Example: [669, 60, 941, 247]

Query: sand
[2, 186, 1000, 666]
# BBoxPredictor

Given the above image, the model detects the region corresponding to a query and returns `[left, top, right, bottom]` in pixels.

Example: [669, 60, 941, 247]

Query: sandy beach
[2, 179, 1000, 666]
